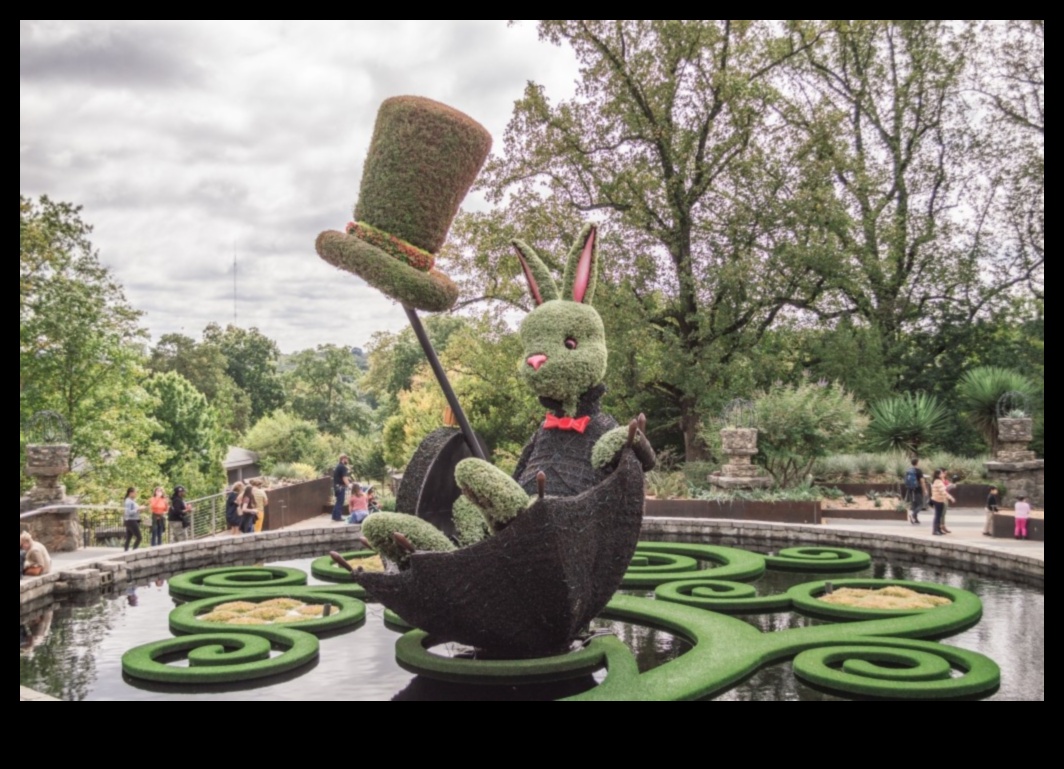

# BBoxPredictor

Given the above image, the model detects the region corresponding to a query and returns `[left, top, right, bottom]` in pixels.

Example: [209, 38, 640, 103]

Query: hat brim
[317, 230, 458, 313]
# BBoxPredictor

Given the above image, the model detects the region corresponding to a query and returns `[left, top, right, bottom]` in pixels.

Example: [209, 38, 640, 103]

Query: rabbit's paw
[592, 415, 656, 472]
[455, 459, 533, 532]
[452, 495, 491, 546]
[362, 512, 455, 569]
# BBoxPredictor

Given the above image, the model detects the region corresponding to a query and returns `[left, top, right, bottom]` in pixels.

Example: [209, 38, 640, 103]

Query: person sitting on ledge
[20, 532, 52, 578]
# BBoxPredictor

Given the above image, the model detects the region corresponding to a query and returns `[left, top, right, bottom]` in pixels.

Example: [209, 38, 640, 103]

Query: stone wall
[21, 509, 82, 553]
[985, 460, 1044, 509]
[641, 518, 1044, 588]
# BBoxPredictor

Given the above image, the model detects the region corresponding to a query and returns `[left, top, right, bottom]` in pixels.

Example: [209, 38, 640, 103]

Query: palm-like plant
[866, 393, 950, 456]
[957, 367, 1037, 453]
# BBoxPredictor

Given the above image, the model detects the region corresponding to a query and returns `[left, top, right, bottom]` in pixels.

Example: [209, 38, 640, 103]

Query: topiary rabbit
[362, 224, 655, 560]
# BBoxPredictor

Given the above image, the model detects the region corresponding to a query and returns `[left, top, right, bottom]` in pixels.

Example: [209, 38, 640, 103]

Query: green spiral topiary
[765, 547, 873, 573]
[122, 628, 319, 685]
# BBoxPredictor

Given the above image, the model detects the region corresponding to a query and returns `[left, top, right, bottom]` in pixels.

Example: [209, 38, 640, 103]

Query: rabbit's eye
[565, 338, 578, 350]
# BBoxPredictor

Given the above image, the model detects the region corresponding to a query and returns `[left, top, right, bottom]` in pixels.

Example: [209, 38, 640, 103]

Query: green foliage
[957, 366, 1038, 452]
[452, 496, 490, 547]
[144, 372, 225, 480]
[743, 381, 867, 488]
[203, 324, 285, 422]
[243, 412, 321, 471]
[866, 393, 950, 456]
[522, 302, 607, 417]
[645, 471, 691, 500]
[813, 452, 992, 485]
[270, 463, 320, 482]
[284, 345, 373, 436]
[149, 333, 252, 438]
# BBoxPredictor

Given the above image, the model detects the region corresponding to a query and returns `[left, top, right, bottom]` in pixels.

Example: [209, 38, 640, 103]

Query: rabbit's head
[513, 224, 606, 416]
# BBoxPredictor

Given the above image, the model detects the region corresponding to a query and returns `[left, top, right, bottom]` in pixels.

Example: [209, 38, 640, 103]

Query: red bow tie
[544, 414, 591, 433]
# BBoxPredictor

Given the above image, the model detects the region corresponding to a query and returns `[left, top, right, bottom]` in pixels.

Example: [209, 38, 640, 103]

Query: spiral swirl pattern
[169, 566, 307, 600]
[122, 628, 319, 684]
[655, 580, 792, 614]
[793, 641, 1000, 700]
[623, 543, 765, 589]
[765, 547, 872, 573]
[311, 550, 379, 582]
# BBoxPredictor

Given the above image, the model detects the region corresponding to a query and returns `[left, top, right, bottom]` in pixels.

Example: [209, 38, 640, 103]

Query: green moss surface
[122, 629, 319, 685]
[169, 566, 307, 601]
[454, 458, 531, 530]
[311, 550, 380, 583]
[452, 494, 490, 546]
[317, 230, 458, 312]
[354, 96, 492, 254]
[623, 543, 767, 589]
[361, 512, 456, 567]
[519, 301, 607, 415]
[765, 547, 873, 573]
[170, 592, 366, 637]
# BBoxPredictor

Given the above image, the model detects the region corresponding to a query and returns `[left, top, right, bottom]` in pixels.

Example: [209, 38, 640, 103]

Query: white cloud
[20, 20, 578, 352]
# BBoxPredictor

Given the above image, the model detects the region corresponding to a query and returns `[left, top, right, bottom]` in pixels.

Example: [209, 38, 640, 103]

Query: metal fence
[79, 493, 228, 548]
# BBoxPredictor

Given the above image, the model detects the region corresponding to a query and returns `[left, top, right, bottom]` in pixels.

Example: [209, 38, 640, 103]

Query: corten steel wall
[261, 477, 331, 530]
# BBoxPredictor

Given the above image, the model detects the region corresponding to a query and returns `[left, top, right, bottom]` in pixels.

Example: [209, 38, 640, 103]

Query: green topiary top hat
[316, 96, 492, 312]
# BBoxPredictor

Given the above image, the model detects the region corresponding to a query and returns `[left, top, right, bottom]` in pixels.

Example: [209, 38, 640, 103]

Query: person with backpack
[905, 459, 928, 526]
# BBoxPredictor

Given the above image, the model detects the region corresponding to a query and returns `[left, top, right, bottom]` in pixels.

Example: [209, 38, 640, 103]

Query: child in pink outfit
[1014, 496, 1032, 540]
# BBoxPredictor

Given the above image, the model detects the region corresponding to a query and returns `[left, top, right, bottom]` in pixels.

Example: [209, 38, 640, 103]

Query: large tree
[149, 332, 252, 437]
[785, 20, 1043, 378]
[202, 323, 285, 422]
[284, 345, 373, 436]
[451, 20, 829, 460]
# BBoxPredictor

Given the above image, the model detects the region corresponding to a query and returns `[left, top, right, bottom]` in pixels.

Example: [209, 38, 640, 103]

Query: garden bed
[831, 483, 993, 508]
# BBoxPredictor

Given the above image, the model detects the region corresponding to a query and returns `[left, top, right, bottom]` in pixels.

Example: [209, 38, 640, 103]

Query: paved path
[822, 507, 1043, 562]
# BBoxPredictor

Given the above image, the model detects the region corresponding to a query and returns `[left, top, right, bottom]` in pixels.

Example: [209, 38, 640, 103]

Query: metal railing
[70, 493, 228, 548]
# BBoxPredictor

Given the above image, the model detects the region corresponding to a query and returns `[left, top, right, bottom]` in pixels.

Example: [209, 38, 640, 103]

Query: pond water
[19, 557, 1044, 701]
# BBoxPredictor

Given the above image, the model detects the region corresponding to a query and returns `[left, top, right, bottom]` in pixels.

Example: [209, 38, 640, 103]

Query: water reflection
[19, 558, 1044, 701]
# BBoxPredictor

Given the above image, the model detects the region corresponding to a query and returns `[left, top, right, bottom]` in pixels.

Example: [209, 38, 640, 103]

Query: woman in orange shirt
[149, 487, 169, 547]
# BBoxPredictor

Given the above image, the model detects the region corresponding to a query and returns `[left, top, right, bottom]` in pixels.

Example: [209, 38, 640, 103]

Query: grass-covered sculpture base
[123, 548, 1002, 700]
[122, 566, 366, 687]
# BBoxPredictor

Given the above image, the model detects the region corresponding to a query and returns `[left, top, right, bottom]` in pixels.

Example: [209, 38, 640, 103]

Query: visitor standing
[250, 480, 269, 533]
[939, 469, 956, 534]
[348, 484, 370, 525]
[123, 487, 145, 552]
[149, 487, 169, 546]
[1014, 496, 1032, 540]
[169, 486, 195, 543]
[983, 486, 1001, 537]
[20, 532, 52, 577]
[239, 486, 259, 534]
[905, 459, 928, 525]
[930, 470, 956, 536]
[226, 482, 245, 536]
[332, 455, 352, 522]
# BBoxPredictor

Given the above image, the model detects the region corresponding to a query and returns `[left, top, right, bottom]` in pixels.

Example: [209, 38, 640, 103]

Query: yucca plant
[866, 393, 950, 456]
[957, 367, 1037, 453]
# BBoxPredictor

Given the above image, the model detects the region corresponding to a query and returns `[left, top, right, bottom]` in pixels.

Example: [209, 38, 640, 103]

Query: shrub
[271, 463, 320, 481]
[866, 393, 950, 456]
[752, 381, 867, 489]
[957, 367, 1037, 453]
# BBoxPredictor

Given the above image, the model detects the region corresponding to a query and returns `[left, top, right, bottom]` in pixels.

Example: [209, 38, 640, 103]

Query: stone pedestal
[710, 428, 773, 491]
[996, 418, 1037, 463]
[985, 460, 1044, 510]
[21, 443, 81, 553]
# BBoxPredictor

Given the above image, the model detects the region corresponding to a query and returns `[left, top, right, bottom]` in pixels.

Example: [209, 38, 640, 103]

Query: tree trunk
[680, 400, 708, 462]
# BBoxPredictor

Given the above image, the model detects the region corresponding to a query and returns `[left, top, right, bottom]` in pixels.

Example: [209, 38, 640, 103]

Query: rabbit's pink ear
[564, 225, 598, 305]
[512, 240, 560, 306]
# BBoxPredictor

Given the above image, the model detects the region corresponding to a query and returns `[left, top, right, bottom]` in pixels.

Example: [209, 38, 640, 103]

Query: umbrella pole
[403, 306, 486, 461]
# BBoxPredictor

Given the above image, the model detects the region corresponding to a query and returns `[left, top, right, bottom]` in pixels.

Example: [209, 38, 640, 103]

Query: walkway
[822, 507, 1044, 563]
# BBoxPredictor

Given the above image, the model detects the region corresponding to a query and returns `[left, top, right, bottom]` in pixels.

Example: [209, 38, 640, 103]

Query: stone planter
[710, 428, 772, 491]
[996, 418, 1036, 463]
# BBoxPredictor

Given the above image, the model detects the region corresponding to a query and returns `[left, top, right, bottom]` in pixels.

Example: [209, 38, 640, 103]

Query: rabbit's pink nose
[527, 354, 548, 371]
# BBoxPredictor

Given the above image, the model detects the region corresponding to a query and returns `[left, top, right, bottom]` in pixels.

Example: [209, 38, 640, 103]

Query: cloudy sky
[20, 20, 578, 352]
